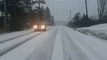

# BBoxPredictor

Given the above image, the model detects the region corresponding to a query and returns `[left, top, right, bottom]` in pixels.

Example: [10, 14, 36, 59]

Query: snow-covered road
[0, 26, 107, 60]
[0, 29, 33, 43]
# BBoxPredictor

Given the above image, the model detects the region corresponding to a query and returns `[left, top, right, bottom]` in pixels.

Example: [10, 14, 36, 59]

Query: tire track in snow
[0, 27, 53, 57]
[0, 32, 41, 56]
[25, 27, 57, 60]
[62, 27, 89, 60]
[64, 26, 107, 60]
[0, 26, 54, 44]
[51, 27, 64, 60]
[0, 32, 33, 44]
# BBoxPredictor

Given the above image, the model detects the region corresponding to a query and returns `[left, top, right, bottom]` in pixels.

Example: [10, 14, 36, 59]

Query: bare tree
[97, 0, 107, 20]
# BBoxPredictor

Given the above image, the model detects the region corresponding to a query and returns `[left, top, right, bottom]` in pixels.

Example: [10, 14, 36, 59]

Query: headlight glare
[41, 25, 45, 29]
[34, 25, 37, 29]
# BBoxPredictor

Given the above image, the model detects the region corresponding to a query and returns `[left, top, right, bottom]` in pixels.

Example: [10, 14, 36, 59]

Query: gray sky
[45, 0, 98, 22]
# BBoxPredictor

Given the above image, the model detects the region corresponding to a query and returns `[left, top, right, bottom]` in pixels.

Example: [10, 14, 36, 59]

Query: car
[33, 22, 46, 31]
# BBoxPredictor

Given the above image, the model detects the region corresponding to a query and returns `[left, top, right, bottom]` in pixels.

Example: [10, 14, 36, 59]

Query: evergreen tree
[45, 7, 54, 25]
[72, 12, 81, 27]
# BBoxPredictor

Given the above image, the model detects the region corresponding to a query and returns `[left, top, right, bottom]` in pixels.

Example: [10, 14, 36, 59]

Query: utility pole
[38, 0, 40, 10]
[4, 0, 7, 32]
[70, 10, 71, 21]
[85, 0, 88, 18]
[38, 0, 41, 16]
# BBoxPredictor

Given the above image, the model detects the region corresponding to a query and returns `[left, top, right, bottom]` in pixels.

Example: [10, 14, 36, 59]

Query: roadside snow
[0, 32, 41, 56]
[77, 24, 107, 40]
[0, 26, 53, 43]
[0, 27, 57, 60]
[0, 29, 33, 43]
[64, 26, 107, 60]
[80, 23, 107, 30]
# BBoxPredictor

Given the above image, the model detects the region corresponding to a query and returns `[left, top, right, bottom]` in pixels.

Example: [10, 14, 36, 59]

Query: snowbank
[77, 24, 107, 40]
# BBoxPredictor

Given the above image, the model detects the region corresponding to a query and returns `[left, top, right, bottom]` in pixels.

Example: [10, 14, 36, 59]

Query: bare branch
[97, 0, 107, 20]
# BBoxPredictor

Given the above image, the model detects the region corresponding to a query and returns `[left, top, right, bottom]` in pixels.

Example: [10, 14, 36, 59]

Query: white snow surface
[64, 26, 107, 60]
[0, 32, 42, 56]
[0, 29, 33, 42]
[0, 26, 107, 60]
[0, 26, 57, 60]
[80, 23, 107, 30]
[0, 26, 53, 43]
[77, 24, 107, 40]
[51, 27, 64, 60]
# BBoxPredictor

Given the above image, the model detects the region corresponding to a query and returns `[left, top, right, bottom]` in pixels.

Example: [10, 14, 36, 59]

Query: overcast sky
[45, 0, 98, 22]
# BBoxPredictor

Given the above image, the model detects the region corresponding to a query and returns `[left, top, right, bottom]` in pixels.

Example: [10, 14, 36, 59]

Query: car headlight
[41, 25, 45, 29]
[34, 25, 37, 29]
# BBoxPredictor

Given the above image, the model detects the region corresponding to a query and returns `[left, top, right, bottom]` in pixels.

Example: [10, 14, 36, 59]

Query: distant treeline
[68, 12, 107, 28]
[68, 0, 107, 28]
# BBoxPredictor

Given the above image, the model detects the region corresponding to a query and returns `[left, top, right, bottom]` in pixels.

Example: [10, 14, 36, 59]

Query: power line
[78, 3, 85, 13]
[71, 1, 85, 14]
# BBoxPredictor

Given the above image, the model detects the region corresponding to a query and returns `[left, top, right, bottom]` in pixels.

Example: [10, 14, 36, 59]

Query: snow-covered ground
[0, 26, 57, 60]
[64, 26, 107, 60]
[0, 26, 107, 60]
[0, 26, 53, 43]
[80, 23, 107, 30]
[77, 24, 107, 40]
[0, 32, 42, 56]
[0, 29, 33, 43]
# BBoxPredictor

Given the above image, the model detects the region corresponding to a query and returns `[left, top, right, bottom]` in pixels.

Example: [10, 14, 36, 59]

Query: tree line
[0, 0, 54, 32]
[68, 0, 107, 28]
